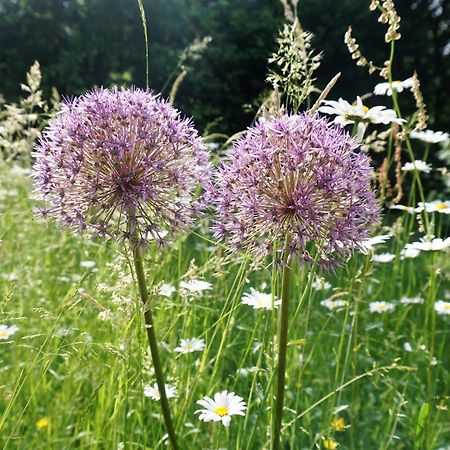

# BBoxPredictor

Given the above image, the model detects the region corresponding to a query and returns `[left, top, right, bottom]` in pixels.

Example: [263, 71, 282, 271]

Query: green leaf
[414, 402, 429, 449]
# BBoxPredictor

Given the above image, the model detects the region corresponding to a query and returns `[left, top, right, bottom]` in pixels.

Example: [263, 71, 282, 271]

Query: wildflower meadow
[0, 1, 449, 449]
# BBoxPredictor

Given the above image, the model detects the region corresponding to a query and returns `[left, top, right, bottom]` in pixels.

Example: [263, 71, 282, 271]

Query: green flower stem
[132, 243, 179, 450]
[272, 253, 292, 450]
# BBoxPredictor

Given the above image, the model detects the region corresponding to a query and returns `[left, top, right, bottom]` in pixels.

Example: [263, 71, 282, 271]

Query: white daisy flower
[405, 237, 450, 252]
[410, 130, 449, 144]
[372, 253, 395, 263]
[389, 204, 416, 214]
[311, 277, 331, 290]
[359, 234, 392, 254]
[180, 279, 213, 294]
[174, 338, 205, 354]
[400, 296, 424, 305]
[400, 247, 421, 259]
[143, 383, 177, 401]
[80, 260, 96, 268]
[416, 200, 450, 214]
[435, 300, 450, 315]
[318, 96, 404, 141]
[318, 97, 404, 126]
[159, 283, 176, 297]
[369, 301, 396, 313]
[0, 324, 19, 340]
[401, 160, 432, 173]
[320, 298, 347, 311]
[195, 390, 247, 427]
[241, 288, 280, 310]
[373, 77, 414, 96]
[403, 342, 413, 352]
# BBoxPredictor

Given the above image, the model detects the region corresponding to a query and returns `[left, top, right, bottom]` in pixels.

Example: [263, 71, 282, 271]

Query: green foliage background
[0, 0, 449, 134]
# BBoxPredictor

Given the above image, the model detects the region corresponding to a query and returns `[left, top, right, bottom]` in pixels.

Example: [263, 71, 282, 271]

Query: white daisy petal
[0, 324, 19, 340]
[410, 130, 449, 144]
[174, 337, 205, 354]
[195, 390, 247, 427]
[180, 279, 212, 294]
[435, 300, 450, 315]
[405, 237, 450, 252]
[401, 160, 432, 173]
[318, 97, 404, 134]
[369, 301, 396, 313]
[242, 288, 280, 310]
[374, 78, 414, 96]
[143, 383, 177, 401]
[417, 200, 450, 214]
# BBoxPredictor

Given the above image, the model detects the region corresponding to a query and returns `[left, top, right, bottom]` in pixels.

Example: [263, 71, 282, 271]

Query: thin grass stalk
[131, 242, 179, 450]
[136, 0, 149, 89]
[272, 252, 292, 450]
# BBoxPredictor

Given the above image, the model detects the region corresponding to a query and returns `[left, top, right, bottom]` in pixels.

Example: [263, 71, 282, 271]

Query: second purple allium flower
[212, 113, 379, 266]
[33, 87, 210, 245]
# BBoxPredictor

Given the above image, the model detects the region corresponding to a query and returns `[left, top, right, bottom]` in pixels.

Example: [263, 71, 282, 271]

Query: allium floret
[211, 113, 379, 267]
[33, 88, 210, 244]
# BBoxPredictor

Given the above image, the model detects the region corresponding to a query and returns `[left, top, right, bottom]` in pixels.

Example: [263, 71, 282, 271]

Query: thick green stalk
[272, 254, 292, 450]
[132, 244, 179, 450]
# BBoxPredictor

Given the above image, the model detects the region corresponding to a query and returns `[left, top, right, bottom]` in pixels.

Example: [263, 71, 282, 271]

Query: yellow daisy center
[0, 330, 8, 338]
[363, 105, 369, 113]
[214, 406, 229, 417]
[443, 304, 450, 311]
[435, 203, 448, 210]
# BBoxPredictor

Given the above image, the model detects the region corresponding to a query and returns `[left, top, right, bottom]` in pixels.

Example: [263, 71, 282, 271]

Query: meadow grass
[0, 3, 449, 447]
[0, 164, 448, 450]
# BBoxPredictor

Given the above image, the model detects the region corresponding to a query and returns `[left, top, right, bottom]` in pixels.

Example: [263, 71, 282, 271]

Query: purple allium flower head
[211, 113, 380, 268]
[32, 87, 210, 245]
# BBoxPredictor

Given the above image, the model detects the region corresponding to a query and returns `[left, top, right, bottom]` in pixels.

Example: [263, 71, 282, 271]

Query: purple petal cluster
[211, 113, 380, 267]
[33, 88, 210, 244]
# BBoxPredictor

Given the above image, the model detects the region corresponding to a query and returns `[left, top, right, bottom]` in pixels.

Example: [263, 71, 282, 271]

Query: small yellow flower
[331, 416, 346, 431]
[36, 417, 50, 429]
[323, 438, 338, 450]
[295, 382, 302, 390]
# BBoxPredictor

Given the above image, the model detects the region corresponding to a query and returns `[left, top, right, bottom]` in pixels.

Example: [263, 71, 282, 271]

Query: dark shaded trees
[0, 0, 448, 134]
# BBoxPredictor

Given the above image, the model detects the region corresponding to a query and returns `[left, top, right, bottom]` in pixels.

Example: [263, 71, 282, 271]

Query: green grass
[0, 169, 449, 450]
